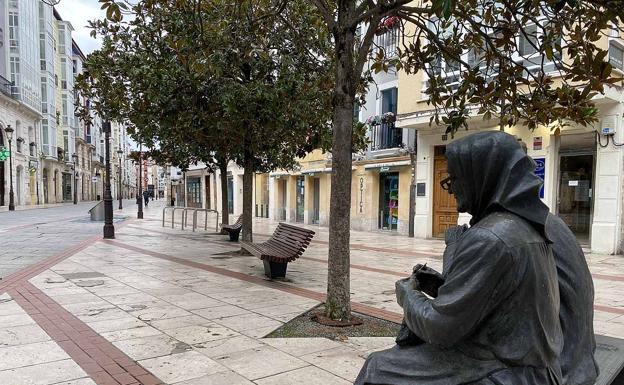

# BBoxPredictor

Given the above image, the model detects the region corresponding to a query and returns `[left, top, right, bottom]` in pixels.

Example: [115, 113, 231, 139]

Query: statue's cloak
[355, 132, 564, 385]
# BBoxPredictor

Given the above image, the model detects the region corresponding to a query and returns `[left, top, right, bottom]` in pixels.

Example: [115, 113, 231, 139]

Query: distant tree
[77, 0, 337, 238]
[306, 0, 622, 322]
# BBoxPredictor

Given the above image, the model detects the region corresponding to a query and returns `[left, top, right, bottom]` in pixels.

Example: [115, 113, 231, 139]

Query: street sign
[92, 176, 98, 182]
[0, 147, 9, 161]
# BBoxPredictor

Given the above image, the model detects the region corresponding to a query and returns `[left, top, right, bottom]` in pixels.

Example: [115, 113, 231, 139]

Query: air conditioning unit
[601, 115, 617, 136]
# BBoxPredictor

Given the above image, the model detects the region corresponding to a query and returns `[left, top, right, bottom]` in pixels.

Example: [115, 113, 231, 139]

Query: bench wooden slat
[243, 223, 315, 275]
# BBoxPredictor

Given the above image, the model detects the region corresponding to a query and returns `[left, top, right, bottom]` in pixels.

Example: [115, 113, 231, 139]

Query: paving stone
[164, 324, 240, 345]
[0, 340, 70, 371]
[130, 305, 193, 322]
[147, 315, 214, 330]
[140, 350, 228, 384]
[193, 335, 265, 358]
[214, 346, 308, 380]
[255, 365, 352, 385]
[158, 292, 224, 310]
[0, 324, 51, 347]
[213, 313, 283, 333]
[300, 346, 367, 382]
[0, 313, 36, 328]
[112, 334, 192, 361]
[0, 358, 87, 385]
[192, 304, 251, 320]
[100, 325, 163, 342]
[87, 316, 151, 333]
[262, 337, 344, 357]
[172, 370, 255, 385]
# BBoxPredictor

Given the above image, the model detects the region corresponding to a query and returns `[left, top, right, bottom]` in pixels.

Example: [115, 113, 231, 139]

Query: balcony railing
[371, 122, 402, 150]
[0, 75, 14, 98]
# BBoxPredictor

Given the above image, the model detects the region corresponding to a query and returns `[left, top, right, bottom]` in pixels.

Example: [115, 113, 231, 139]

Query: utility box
[89, 201, 105, 221]
[601, 116, 617, 136]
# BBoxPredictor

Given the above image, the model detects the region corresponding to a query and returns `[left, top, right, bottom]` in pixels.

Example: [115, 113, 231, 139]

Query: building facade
[0, 1, 132, 209]
[259, 16, 624, 255]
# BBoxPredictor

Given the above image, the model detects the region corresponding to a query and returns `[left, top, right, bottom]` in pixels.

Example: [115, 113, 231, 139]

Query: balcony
[0, 75, 14, 98]
[371, 122, 402, 151]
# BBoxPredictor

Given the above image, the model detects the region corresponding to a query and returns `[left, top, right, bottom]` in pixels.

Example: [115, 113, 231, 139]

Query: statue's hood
[446, 131, 549, 236]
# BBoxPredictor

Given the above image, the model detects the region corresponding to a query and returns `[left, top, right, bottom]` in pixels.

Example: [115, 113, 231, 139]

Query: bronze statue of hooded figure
[355, 131, 564, 385]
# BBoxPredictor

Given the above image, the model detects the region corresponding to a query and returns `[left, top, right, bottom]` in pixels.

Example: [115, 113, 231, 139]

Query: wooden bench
[241, 223, 315, 278]
[220, 215, 243, 241]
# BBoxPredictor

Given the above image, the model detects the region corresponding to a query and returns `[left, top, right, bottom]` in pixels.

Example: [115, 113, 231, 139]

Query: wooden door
[432, 148, 458, 238]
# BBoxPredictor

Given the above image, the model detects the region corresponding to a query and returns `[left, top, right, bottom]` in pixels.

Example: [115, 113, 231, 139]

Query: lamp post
[72, 153, 78, 205]
[102, 122, 114, 239]
[137, 143, 143, 219]
[5, 125, 15, 211]
[117, 149, 123, 210]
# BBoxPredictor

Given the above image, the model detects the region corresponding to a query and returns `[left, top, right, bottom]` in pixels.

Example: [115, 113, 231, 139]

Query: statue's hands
[395, 277, 416, 308]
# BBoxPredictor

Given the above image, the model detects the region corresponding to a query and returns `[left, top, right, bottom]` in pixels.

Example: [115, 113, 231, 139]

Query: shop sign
[533, 136, 543, 151]
[533, 157, 545, 199]
[379, 166, 390, 173]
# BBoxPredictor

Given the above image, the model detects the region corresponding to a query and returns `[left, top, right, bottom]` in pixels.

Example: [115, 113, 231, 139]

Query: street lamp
[72, 153, 78, 205]
[137, 143, 143, 219]
[5, 125, 15, 211]
[117, 149, 123, 210]
[102, 122, 114, 239]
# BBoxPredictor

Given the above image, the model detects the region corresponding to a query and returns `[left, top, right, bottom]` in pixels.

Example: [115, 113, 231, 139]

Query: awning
[270, 171, 292, 177]
[364, 160, 411, 170]
[301, 167, 332, 175]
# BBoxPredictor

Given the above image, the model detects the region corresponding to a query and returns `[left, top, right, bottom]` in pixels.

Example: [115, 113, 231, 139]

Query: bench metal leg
[263, 260, 288, 279]
[228, 228, 241, 242]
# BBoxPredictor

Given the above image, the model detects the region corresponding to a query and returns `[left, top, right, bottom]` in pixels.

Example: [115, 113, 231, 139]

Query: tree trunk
[219, 160, 229, 226]
[242, 144, 254, 242]
[325, 24, 356, 321]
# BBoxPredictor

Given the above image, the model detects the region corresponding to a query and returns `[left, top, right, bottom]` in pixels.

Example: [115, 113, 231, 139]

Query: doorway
[432, 146, 458, 238]
[186, 177, 202, 208]
[43, 169, 49, 203]
[227, 175, 234, 214]
[296, 176, 305, 222]
[379, 172, 399, 230]
[312, 178, 320, 224]
[280, 179, 287, 220]
[558, 154, 594, 243]
[62, 172, 72, 202]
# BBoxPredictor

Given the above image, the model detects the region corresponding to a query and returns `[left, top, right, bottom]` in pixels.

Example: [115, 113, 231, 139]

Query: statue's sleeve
[403, 228, 516, 348]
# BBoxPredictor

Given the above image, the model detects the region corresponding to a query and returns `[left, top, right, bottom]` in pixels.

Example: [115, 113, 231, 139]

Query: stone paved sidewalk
[0, 201, 622, 384]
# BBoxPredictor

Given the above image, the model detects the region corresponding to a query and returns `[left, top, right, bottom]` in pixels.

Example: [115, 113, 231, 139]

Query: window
[519, 24, 538, 56]
[42, 119, 50, 155]
[609, 41, 624, 71]
[61, 58, 67, 89]
[381, 88, 398, 115]
[62, 94, 68, 125]
[8, 12, 18, 50]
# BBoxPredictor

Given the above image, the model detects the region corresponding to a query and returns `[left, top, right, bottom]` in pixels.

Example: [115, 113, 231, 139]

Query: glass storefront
[558, 154, 594, 243]
[187, 177, 202, 208]
[296, 176, 305, 222]
[62, 172, 72, 202]
[379, 172, 399, 231]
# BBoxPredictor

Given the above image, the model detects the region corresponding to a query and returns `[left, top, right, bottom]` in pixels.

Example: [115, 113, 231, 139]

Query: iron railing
[0, 75, 13, 98]
[371, 122, 402, 150]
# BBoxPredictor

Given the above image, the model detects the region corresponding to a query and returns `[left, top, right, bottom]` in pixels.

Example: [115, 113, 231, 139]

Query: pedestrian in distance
[143, 190, 149, 207]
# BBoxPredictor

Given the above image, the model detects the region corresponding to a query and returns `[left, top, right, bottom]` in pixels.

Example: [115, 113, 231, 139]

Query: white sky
[55, 0, 105, 54]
